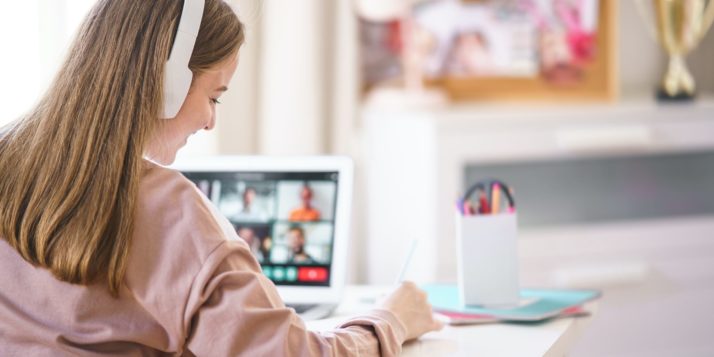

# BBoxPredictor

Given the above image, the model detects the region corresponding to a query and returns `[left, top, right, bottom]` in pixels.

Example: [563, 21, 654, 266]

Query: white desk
[306, 286, 598, 357]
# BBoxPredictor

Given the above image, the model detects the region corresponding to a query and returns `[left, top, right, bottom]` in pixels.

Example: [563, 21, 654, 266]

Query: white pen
[358, 239, 420, 305]
[395, 239, 419, 284]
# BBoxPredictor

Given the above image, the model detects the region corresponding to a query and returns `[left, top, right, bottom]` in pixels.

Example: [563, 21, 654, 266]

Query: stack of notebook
[422, 284, 601, 325]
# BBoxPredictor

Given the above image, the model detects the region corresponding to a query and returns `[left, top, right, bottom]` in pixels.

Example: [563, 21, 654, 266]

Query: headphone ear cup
[162, 62, 193, 119]
[161, 0, 204, 119]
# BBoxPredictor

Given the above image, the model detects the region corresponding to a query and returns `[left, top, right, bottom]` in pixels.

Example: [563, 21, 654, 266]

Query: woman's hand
[379, 281, 444, 341]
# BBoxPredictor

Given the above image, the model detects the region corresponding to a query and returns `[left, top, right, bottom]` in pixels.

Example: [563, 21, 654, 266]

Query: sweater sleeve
[183, 240, 406, 356]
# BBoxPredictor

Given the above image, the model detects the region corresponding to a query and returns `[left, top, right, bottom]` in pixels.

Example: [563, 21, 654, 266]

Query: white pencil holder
[456, 212, 519, 307]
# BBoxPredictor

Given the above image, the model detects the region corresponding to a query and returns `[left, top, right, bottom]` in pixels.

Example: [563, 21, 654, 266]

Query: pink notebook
[436, 305, 590, 325]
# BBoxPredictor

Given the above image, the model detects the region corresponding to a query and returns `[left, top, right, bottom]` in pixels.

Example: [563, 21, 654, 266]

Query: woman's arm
[182, 240, 406, 356]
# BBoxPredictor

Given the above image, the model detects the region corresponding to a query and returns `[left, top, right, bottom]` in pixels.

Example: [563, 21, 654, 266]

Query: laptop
[172, 156, 353, 320]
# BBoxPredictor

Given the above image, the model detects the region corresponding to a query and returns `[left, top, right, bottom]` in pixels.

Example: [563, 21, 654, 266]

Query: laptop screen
[183, 170, 339, 287]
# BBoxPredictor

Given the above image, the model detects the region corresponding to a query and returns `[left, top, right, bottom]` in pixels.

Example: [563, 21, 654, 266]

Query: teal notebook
[423, 284, 601, 322]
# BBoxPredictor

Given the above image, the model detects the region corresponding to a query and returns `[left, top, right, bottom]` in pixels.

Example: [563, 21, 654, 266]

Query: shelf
[362, 94, 714, 128]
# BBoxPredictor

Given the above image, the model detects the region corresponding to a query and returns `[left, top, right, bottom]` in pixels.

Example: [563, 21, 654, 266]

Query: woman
[0, 0, 441, 355]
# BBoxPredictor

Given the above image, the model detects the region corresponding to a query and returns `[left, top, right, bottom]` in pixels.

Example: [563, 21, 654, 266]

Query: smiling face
[146, 53, 238, 165]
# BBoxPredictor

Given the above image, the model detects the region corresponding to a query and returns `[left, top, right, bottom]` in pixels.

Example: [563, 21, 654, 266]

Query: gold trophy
[636, 0, 714, 100]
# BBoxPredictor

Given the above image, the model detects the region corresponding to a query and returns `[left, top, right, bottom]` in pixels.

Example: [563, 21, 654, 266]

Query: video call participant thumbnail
[286, 225, 316, 264]
[289, 183, 321, 222]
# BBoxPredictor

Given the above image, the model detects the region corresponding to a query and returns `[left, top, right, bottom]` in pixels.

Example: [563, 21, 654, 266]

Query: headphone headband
[162, 0, 205, 119]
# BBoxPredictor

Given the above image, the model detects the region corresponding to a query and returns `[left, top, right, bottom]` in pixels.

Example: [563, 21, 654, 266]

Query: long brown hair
[0, 0, 244, 296]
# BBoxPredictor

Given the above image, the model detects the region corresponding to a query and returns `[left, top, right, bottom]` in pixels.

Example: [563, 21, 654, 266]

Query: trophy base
[656, 89, 695, 102]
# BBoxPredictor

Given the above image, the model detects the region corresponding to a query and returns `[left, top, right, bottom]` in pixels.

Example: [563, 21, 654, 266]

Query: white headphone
[162, 0, 205, 119]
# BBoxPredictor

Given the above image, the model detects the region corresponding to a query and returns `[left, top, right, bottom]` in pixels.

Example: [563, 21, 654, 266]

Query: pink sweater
[0, 163, 406, 356]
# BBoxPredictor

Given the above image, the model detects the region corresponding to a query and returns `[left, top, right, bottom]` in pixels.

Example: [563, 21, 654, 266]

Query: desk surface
[305, 286, 597, 357]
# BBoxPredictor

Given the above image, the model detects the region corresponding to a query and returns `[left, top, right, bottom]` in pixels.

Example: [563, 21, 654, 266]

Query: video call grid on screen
[183, 171, 339, 287]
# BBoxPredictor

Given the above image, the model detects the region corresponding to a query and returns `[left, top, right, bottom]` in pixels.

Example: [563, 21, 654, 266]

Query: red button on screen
[298, 267, 328, 282]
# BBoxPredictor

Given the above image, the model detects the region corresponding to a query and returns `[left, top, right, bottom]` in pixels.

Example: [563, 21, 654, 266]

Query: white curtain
[215, 0, 360, 157]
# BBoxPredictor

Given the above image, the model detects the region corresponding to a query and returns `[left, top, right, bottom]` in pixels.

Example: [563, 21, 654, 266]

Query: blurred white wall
[0, 0, 95, 127]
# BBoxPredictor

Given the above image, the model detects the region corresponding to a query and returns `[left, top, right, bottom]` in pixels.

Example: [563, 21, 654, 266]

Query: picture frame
[426, 0, 618, 102]
[358, 0, 619, 103]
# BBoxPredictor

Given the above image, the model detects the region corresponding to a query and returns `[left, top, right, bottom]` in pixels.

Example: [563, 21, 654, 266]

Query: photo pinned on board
[359, 0, 601, 87]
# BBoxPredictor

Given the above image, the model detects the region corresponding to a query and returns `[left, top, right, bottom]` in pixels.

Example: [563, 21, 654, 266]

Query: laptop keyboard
[287, 304, 318, 314]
